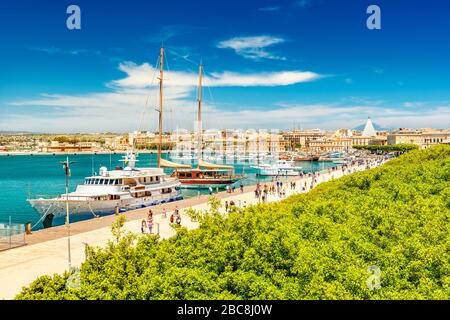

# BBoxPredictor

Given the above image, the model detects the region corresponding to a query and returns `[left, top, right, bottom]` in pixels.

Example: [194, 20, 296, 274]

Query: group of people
[225, 185, 236, 193]
[224, 200, 236, 212]
[224, 182, 245, 194]
[140, 205, 182, 234]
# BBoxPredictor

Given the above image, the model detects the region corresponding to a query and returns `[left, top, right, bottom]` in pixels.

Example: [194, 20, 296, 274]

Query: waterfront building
[128, 131, 172, 149]
[104, 135, 129, 150]
[37, 141, 99, 153]
[387, 128, 450, 148]
[281, 129, 325, 151]
[419, 128, 450, 148]
[172, 129, 284, 157]
[387, 129, 422, 145]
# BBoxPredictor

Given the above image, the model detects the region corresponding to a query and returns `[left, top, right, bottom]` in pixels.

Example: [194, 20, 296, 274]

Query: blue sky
[0, 0, 449, 133]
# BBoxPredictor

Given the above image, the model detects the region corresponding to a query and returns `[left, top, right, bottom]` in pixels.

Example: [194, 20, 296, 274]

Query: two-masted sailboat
[168, 63, 244, 189]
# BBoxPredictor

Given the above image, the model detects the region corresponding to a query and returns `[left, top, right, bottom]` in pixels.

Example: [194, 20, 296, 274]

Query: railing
[27, 194, 60, 200]
[0, 221, 26, 251]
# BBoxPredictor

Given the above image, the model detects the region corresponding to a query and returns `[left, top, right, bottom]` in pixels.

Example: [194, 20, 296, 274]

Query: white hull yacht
[28, 152, 183, 218]
[252, 160, 302, 176]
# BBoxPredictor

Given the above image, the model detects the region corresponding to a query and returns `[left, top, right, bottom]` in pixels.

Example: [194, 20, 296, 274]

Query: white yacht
[252, 159, 302, 176]
[28, 152, 183, 218]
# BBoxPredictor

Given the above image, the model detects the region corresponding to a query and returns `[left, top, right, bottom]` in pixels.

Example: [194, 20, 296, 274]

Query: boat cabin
[173, 169, 232, 179]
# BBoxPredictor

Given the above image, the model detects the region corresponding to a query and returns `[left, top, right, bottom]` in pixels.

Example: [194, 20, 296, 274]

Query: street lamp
[60, 157, 75, 269]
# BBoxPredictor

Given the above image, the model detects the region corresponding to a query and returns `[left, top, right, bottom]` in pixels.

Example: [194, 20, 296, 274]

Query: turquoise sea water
[0, 153, 335, 229]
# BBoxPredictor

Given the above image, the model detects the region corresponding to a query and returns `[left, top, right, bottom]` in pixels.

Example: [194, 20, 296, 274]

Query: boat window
[150, 176, 153, 182]
[108, 179, 114, 185]
[117, 179, 122, 185]
[99, 179, 104, 184]
[186, 173, 192, 178]
[94, 179, 99, 185]
[155, 176, 159, 181]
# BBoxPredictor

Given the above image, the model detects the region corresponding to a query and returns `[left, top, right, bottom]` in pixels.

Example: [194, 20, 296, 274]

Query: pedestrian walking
[147, 210, 153, 234]
[141, 219, 147, 233]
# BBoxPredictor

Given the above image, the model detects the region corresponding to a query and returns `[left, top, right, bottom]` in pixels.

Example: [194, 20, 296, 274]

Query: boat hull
[28, 192, 183, 218]
[178, 178, 241, 189]
[255, 170, 300, 176]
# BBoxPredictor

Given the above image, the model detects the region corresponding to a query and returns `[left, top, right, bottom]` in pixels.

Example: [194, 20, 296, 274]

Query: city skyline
[1, 0, 450, 133]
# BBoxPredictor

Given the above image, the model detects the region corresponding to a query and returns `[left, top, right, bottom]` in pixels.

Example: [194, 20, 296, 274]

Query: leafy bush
[353, 144, 419, 153]
[16, 145, 450, 300]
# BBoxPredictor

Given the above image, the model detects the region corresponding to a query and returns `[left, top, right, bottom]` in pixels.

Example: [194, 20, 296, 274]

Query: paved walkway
[0, 162, 383, 299]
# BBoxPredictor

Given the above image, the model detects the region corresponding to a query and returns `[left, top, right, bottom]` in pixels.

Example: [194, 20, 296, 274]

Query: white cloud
[108, 62, 321, 89]
[403, 101, 424, 108]
[5, 97, 450, 133]
[5, 61, 449, 133]
[217, 35, 286, 60]
[370, 66, 385, 74]
[4, 61, 322, 132]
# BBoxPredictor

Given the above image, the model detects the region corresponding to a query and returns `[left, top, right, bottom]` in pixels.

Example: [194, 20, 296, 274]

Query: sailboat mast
[158, 47, 164, 168]
[197, 63, 203, 169]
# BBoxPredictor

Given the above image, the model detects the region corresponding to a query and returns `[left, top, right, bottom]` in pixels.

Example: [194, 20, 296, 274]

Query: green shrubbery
[353, 144, 419, 153]
[17, 145, 450, 300]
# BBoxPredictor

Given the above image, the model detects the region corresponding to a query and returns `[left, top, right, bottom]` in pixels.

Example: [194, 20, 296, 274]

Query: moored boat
[252, 159, 302, 176]
[170, 63, 244, 189]
[28, 152, 182, 218]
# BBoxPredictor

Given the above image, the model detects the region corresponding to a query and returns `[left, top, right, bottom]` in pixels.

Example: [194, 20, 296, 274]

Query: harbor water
[0, 153, 336, 229]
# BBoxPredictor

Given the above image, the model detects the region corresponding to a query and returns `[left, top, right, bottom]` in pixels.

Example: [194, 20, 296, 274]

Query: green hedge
[352, 144, 419, 152]
[16, 145, 450, 300]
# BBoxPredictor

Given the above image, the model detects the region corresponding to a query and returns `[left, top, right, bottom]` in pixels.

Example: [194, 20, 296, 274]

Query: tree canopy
[17, 145, 450, 300]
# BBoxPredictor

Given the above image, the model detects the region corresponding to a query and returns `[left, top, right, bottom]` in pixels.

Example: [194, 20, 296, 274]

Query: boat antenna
[197, 62, 203, 169]
[157, 46, 164, 168]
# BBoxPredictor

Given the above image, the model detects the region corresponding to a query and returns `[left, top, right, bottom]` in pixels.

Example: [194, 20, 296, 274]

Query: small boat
[292, 155, 320, 161]
[328, 152, 345, 158]
[252, 160, 302, 176]
[172, 167, 242, 189]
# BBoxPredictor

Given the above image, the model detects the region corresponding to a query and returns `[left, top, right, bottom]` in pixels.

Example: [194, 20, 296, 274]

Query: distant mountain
[353, 122, 392, 131]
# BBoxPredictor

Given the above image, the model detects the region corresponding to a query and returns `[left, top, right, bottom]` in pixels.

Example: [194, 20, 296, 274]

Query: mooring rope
[31, 203, 54, 230]
[87, 202, 100, 218]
